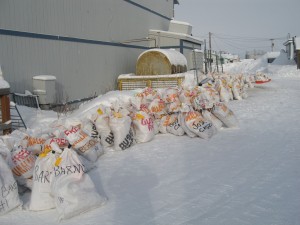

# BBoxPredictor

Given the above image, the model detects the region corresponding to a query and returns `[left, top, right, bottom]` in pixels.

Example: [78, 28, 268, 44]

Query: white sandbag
[23, 136, 46, 155]
[203, 86, 220, 103]
[132, 111, 155, 143]
[178, 113, 197, 138]
[162, 88, 181, 113]
[1, 130, 28, 151]
[184, 111, 216, 139]
[211, 102, 239, 128]
[43, 137, 69, 152]
[136, 87, 158, 104]
[201, 109, 223, 130]
[158, 114, 176, 134]
[82, 121, 100, 141]
[166, 99, 181, 113]
[9, 145, 36, 186]
[109, 114, 134, 151]
[166, 113, 185, 136]
[0, 139, 11, 161]
[215, 80, 230, 102]
[93, 107, 114, 148]
[148, 97, 166, 118]
[179, 89, 196, 106]
[0, 155, 22, 216]
[191, 87, 214, 110]
[29, 151, 58, 211]
[51, 148, 106, 221]
[232, 81, 242, 100]
[64, 126, 103, 162]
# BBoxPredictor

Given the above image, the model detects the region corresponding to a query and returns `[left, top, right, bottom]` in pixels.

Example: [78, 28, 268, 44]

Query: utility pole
[219, 51, 223, 73]
[270, 39, 274, 52]
[204, 39, 208, 74]
[216, 54, 219, 73]
[209, 32, 212, 72]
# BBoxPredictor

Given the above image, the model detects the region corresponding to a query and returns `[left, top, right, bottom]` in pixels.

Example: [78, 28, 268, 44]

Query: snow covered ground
[1, 58, 300, 225]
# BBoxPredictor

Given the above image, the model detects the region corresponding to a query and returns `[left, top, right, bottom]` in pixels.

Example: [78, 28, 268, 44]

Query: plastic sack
[1, 130, 28, 151]
[9, 145, 36, 187]
[93, 106, 114, 148]
[109, 113, 134, 151]
[82, 121, 100, 141]
[215, 79, 230, 102]
[23, 136, 46, 155]
[183, 111, 216, 139]
[178, 113, 197, 138]
[166, 113, 185, 136]
[0, 155, 22, 216]
[179, 89, 196, 106]
[148, 97, 166, 118]
[29, 150, 58, 211]
[136, 87, 158, 104]
[232, 80, 242, 100]
[51, 148, 106, 221]
[0, 139, 11, 162]
[162, 88, 181, 113]
[211, 102, 239, 128]
[191, 87, 214, 110]
[43, 137, 69, 152]
[201, 109, 223, 130]
[132, 111, 155, 143]
[64, 126, 103, 162]
[158, 114, 177, 134]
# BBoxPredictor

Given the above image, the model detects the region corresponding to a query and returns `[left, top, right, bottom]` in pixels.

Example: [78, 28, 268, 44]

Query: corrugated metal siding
[0, 0, 173, 101]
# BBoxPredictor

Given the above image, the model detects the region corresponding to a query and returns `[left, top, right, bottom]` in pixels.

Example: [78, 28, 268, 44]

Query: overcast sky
[174, 0, 300, 57]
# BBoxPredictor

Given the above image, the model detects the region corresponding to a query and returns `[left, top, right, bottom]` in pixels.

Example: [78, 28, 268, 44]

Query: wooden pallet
[118, 74, 185, 90]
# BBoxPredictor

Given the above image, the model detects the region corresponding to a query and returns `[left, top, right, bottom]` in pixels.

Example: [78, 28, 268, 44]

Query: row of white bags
[29, 147, 106, 220]
[0, 140, 106, 220]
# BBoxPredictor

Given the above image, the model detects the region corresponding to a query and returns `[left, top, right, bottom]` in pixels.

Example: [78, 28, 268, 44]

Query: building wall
[0, 0, 174, 102]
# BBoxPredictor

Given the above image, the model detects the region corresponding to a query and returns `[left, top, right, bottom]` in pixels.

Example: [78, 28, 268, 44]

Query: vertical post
[220, 51, 224, 73]
[1, 95, 11, 134]
[204, 39, 208, 75]
[270, 39, 274, 52]
[209, 32, 212, 72]
[216, 54, 219, 73]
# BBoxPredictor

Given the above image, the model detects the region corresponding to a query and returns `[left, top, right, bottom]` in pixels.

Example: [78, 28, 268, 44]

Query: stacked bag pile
[0, 73, 253, 220]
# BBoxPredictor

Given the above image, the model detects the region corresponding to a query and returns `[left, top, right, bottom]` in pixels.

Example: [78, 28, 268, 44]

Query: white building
[0, 0, 201, 103]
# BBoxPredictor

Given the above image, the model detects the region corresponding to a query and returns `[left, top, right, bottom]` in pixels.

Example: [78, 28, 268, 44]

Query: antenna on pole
[209, 32, 212, 72]
[270, 39, 274, 52]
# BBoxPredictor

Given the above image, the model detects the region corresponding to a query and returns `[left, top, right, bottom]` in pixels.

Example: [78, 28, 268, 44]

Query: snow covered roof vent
[136, 49, 187, 75]
[168, 20, 192, 36]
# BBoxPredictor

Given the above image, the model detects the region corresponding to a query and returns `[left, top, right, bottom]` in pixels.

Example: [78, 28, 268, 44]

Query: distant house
[266, 52, 280, 63]
[294, 37, 300, 69]
[245, 50, 266, 60]
[283, 37, 295, 60]
[283, 36, 300, 69]
[220, 53, 239, 64]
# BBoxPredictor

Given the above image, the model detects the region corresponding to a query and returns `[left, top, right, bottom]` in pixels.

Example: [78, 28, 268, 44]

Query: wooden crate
[118, 74, 185, 90]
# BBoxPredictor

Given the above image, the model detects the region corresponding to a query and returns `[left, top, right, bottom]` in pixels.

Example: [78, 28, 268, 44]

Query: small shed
[295, 37, 300, 69]
[136, 49, 187, 75]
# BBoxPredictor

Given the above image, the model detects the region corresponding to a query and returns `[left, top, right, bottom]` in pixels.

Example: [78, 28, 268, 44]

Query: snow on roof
[267, 51, 280, 59]
[170, 20, 192, 26]
[283, 38, 293, 46]
[137, 48, 187, 66]
[32, 75, 56, 80]
[0, 67, 10, 89]
[295, 37, 300, 50]
[149, 29, 203, 44]
[0, 79, 10, 89]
